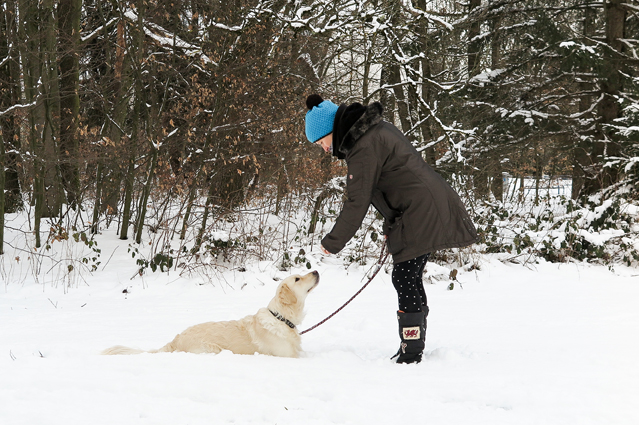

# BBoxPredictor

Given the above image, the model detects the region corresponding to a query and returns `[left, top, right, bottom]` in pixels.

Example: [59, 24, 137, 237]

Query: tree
[0, 0, 23, 219]
[58, 0, 82, 207]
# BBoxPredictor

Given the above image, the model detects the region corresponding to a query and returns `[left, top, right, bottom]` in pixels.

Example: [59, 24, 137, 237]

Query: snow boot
[391, 308, 428, 364]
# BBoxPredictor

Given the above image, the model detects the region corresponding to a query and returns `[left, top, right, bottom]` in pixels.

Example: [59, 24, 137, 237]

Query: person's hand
[320, 245, 330, 255]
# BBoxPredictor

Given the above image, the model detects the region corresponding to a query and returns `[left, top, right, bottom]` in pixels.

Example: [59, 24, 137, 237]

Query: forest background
[1, 0, 639, 281]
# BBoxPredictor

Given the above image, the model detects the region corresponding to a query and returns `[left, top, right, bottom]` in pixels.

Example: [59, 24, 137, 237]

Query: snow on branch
[123, 9, 217, 66]
[198, 0, 276, 32]
[603, 156, 639, 174]
[469, 69, 507, 85]
[281, 0, 360, 34]
[81, 17, 119, 43]
[400, 0, 454, 31]
[620, 2, 639, 13]
[0, 101, 36, 118]
[412, 90, 474, 164]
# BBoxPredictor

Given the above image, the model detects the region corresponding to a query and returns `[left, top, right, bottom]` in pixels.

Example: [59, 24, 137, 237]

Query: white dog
[102, 271, 319, 358]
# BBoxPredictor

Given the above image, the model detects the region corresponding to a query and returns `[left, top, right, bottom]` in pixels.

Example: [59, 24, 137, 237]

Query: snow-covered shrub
[474, 193, 639, 266]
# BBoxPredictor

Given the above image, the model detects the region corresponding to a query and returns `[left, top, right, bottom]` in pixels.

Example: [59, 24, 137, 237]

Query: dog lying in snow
[102, 271, 319, 358]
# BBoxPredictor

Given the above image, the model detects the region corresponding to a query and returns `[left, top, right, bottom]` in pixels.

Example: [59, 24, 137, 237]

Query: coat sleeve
[321, 145, 380, 254]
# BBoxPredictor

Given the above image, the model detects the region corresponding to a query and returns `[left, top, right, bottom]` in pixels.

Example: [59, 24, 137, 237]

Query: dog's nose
[312, 270, 319, 276]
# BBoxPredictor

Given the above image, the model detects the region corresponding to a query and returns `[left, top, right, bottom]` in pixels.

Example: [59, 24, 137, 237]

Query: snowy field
[1, 226, 638, 425]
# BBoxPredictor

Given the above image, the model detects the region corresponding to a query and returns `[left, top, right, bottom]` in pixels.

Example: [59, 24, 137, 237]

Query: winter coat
[321, 102, 479, 263]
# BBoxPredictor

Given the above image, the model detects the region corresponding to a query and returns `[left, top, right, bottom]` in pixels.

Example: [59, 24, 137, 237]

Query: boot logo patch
[403, 327, 420, 340]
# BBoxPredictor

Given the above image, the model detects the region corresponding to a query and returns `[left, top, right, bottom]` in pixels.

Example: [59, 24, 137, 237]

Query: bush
[473, 192, 639, 266]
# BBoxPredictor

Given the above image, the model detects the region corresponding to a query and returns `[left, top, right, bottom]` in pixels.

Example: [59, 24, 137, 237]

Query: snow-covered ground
[2, 227, 638, 425]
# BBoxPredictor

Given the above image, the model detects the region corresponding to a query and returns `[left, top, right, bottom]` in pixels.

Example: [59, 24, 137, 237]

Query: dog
[102, 270, 319, 358]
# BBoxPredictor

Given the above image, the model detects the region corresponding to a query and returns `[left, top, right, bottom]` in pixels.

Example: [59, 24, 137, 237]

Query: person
[304, 94, 479, 364]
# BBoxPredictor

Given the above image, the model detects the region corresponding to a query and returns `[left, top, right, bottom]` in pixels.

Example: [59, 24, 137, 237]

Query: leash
[300, 244, 390, 335]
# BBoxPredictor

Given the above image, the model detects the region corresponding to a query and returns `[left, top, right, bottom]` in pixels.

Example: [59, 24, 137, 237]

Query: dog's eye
[295, 277, 300, 282]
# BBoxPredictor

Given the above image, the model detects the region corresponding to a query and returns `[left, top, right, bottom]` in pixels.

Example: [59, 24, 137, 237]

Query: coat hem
[391, 237, 479, 264]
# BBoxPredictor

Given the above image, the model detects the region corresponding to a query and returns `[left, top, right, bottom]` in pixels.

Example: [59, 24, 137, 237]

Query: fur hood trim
[339, 102, 384, 155]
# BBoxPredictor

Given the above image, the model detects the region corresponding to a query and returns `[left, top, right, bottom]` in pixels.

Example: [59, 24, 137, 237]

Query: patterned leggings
[391, 253, 430, 313]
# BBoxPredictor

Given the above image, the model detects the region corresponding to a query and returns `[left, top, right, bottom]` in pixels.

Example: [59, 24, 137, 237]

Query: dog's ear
[278, 283, 298, 306]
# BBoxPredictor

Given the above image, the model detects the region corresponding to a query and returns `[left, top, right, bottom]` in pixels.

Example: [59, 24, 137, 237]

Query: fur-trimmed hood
[332, 102, 384, 159]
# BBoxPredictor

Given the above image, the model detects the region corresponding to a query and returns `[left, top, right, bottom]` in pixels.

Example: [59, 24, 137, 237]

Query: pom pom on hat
[305, 94, 338, 143]
[306, 94, 324, 110]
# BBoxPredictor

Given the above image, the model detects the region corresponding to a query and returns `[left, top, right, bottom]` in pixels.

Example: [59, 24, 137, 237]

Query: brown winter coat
[321, 102, 479, 263]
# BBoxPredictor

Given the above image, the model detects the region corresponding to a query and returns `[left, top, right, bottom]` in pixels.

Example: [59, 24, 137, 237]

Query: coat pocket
[386, 215, 406, 254]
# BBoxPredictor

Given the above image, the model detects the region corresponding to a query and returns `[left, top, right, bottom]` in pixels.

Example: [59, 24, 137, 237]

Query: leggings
[392, 253, 430, 313]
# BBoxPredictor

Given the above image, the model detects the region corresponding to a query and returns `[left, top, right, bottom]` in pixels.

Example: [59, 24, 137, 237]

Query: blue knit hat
[305, 94, 338, 143]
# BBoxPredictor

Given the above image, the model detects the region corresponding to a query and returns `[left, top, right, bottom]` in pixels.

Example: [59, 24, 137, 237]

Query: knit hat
[305, 94, 338, 143]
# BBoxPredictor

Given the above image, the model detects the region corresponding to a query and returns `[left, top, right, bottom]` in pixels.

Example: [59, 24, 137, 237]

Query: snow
[560, 41, 596, 55]
[469, 68, 506, 85]
[578, 228, 626, 246]
[2, 231, 638, 424]
[122, 9, 216, 66]
[210, 231, 230, 242]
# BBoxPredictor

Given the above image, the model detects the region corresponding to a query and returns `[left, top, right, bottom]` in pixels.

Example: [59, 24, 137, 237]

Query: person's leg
[391, 254, 429, 313]
[416, 253, 430, 310]
[391, 254, 430, 364]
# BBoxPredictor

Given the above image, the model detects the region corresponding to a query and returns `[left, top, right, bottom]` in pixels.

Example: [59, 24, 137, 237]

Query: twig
[101, 246, 119, 271]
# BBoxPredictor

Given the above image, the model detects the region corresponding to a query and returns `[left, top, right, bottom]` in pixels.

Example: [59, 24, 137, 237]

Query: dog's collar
[269, 310, 296, 329]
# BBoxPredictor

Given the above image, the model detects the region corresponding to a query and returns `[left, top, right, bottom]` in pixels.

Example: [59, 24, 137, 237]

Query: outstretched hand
[320, 245, 330, 255]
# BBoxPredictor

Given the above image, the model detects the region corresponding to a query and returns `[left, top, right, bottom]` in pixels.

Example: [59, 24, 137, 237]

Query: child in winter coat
[305, 94, 479, 363]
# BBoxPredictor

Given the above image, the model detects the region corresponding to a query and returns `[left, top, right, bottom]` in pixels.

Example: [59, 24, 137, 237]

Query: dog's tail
[101, 345, 160, 355]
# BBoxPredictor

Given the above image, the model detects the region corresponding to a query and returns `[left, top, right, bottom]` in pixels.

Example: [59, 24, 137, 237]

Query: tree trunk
[490, 172, 503, 202]
[534, 138, 543, 206]
[474, 168, 489, 200]
[389, 63, 412, 134]
[180, 178, 199, 240]
[20, 0, 45, 246]
[380, 66, 396, 124]
[120, 5, 146, 240]
[386, 2, 411, 133]
[275, 163, 288, 216]
[0, 0, 23, 214]
[308, 187, 335, 235]
[414, 0, 435, 165]
[572, 6, 596, 199]
[41, 0, 63, 217]
[467, 0, 482, 78]
[193, 180, 217, 253]
[119, 119, 136, 240]
[1, 1, 13, 252]
[490, 3, 501, 71]
[362, 29, 377, 103]
[58, 0, 81, 207]
[0, 4, 7, 254]
[91, 162, 103, 234]
[597, 0, 624, 187]
[100, 19, 128, 216]
[582, 0, 625, 196]
[489, 1, 503, 203]
[0, 115, 5, 256]
[135, 148, 158, 244]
